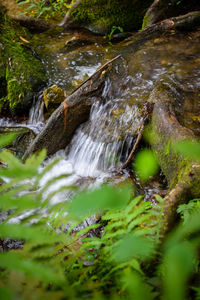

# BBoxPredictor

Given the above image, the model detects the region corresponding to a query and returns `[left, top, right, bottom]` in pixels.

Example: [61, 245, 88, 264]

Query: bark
[143, 0, 200, 28]
[141, 11, 200, 38]
[59, 0, 82, 29]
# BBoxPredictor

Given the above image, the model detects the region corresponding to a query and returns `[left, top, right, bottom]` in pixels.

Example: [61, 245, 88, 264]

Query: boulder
[43, 85, 65, 113]
[60, 0, 153, 34]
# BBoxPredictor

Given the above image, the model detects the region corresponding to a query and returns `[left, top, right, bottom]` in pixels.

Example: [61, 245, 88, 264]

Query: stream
[1, 26, 200, 224]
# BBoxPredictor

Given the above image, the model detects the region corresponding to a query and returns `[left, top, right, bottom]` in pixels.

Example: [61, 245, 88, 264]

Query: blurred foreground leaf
[134, 149, 159, 181]
[69, 185, 131, 217]
[0, 133, 18, 148]
[0, 252, 64, 284]
[174, 140, 200, 161]
[113, 233, 155, 262]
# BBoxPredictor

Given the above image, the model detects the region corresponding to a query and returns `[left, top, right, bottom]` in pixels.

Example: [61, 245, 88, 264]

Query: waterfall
[67, 100, 136, 177]
[28, 93, 45, 133]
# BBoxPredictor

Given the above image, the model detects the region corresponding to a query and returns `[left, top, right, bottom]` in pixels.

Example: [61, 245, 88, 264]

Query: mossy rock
[43, 84, 65, 116]
[63, 0, 153, 34]
[0, 15, 47, 116]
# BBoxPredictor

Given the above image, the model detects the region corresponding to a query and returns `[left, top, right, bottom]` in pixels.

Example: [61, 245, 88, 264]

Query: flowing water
[2, 29, 200, 214]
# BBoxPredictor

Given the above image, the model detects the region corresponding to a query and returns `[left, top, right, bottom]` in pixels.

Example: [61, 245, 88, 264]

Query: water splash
[28, 93, 45, 133]
[67, 100, 138, 178]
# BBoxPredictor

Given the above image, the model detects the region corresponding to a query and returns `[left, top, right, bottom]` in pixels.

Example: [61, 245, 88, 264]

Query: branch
[117, 102, 154, 173]
[68, 54, 121, 97]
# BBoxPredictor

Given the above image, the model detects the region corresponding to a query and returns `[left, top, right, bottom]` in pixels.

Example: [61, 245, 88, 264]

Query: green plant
[17, 0, 72, 19]
[0, 133, 200, 299]
[108, 26, 124, 41]
[104, 25, 124, 46]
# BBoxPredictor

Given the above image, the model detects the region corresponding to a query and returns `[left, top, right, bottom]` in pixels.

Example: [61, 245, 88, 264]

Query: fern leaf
[0, 252, 64, 284]
[125, 196, 143, 214]
[127, 214, 152, 232]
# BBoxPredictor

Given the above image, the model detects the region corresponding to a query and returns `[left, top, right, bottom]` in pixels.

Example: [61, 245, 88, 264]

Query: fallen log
[23, 56, 122, 160]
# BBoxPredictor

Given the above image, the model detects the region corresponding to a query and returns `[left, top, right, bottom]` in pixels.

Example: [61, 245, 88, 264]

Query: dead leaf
[161, 60, 167, 65]
[19, 36, 30, 43]
[100, 70, 106, 80]
[8, 57, 12, 67]
[89, 79, 93, 91]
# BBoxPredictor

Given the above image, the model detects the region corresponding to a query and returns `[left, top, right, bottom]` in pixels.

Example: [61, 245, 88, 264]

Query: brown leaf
[19, 36, 30, 43]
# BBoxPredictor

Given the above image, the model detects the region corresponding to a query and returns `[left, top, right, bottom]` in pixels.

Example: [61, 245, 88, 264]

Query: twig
[67, 54, 121, 98]
[117, 102, 154, 173]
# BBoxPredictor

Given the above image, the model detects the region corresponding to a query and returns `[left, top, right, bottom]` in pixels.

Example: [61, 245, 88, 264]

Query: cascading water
[40, 78, 142, 203]
[28, 93, 45, 133]
[4, 28, 197, 208]
[67, 100, 136, 178]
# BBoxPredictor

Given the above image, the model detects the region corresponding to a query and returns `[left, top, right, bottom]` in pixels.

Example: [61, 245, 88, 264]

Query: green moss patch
[0, 15, 46, 116]
[70, 0, 153, 34]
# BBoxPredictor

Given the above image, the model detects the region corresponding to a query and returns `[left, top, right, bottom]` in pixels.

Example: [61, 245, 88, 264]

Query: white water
[28, 93, 45, 133]
[40, 93, 139, 204]
[0, 93, 45, 135]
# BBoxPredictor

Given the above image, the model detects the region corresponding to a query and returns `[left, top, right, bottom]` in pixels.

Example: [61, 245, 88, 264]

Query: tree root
[149, 84, 200, 236]
[117, 102, 154, 173]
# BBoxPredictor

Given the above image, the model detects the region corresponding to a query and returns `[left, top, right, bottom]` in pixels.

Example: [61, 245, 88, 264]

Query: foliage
[17, 0, 73, 20]
[0, 133, 200, 299]
[174, 140, 200, 161]
[134, 149, 159, 181]
[104, 25, 124, 46]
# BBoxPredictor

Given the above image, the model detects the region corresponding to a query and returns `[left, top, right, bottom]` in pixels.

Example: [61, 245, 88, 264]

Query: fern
[0, 133, 200, 299]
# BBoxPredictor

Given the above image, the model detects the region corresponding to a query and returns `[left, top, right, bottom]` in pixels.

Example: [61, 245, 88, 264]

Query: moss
[70, 0, 153, 34]
[142, 12, 151, 29]
[0, 17, 46, 116]
[43, 84, 65, 111]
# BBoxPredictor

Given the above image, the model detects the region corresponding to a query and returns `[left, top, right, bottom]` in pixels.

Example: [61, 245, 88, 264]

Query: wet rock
[0, 238, 23, 252]
[12, 15, 54, 33]
[43, 84, 65, 113]
[62, 36, 93, 53]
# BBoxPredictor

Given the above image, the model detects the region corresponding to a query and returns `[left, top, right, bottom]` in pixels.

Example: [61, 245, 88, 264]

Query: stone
[43, 84, 65, 111]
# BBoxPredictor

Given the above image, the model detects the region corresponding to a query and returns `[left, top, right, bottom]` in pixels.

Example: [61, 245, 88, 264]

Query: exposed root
[149, 84, 200, 237]
[117, 102, 154, 173]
